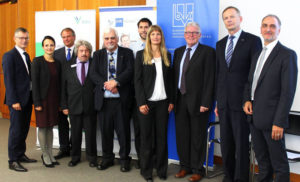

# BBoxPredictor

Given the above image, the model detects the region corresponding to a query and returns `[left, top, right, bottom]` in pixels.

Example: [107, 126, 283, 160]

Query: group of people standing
[2, 6, 297, 182]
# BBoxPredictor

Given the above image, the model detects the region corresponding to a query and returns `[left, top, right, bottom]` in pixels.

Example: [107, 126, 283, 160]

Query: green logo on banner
[35, 42, 44, 57]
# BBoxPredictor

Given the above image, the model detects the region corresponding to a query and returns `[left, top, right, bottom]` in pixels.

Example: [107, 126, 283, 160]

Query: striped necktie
[225, 36, 235, 67]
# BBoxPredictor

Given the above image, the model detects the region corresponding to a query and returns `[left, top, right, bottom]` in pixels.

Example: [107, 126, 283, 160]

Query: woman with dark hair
[134, 25, 174, 182]
[32, 36, 61, 168]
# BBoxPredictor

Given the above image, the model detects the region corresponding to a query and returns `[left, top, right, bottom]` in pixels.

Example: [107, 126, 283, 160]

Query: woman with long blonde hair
[134, 25, 174, 182]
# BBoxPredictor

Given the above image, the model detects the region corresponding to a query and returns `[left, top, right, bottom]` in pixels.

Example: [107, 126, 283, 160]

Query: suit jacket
[61, 57, 95, 115]
[216, 31, 262, 111]
[2, 47, 31, 107]
[90, 46, 134, 111]
[31, 56, 61, 107]
[134, 50, 174, 107]
[53, 47, 75, 65]
[173, 43, 216, 115]
[244, 42, 298, 130]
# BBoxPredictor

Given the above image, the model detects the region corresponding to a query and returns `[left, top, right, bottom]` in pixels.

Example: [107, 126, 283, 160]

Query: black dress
[35, 61, 59, 128]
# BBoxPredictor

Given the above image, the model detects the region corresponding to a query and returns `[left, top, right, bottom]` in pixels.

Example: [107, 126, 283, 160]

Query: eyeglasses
[104, 37, 116, 41]
[16, 37, 29, 40]
[184, 32, 200, 36]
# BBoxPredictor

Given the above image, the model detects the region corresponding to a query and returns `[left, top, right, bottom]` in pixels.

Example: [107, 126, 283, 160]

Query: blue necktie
[108, 52, 116, 79]
[66, 48, 71, 61]
[226, 36, 235, 67]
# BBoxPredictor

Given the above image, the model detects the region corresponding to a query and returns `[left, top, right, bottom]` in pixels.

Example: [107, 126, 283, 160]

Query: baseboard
[214, 155, 300, 182]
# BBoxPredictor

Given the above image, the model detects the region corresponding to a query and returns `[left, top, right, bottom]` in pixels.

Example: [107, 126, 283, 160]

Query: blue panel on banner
[99, 7, 153, 12]
[157, 0, 219, 166]
[115, 18, 123, 27]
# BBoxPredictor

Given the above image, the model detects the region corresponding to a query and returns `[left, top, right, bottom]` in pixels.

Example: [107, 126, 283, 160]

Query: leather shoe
[68, 160, 80, 167]
[175, 169, 190, 178]
[52, 161, 60, 165]
[89, 161, 97, 168]
[145, 177, 153, 182]
[9, 161, 28, 172]
[19, 155, 37, 163]
[97, 161, 114, 170]
[54, 150, 70, 159]
[188, 174, 203, 182]
[41, 155, 54, 168]
[120, 162, 130, 172]
[158, 175, 167, 180]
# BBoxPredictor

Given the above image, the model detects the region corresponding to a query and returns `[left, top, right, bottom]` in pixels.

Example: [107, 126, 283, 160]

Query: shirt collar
[228, 29, 242, 41]
[264, 39, 279, 50]
[15, 45, 26, 55]
[107, 47, 118, 56]
[76, 57, 89, 64]
[186, 42, 199, 51]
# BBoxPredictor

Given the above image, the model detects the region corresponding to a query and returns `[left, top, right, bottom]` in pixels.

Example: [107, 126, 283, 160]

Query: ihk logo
[173, 3, 194, 27]
[115, 18, 123, 27]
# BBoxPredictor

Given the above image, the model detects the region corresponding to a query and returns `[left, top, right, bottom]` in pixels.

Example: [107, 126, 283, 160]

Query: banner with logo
[99, 6, 156, 156]
[157, 0, 219, 166]
[35, 10, 96, 57]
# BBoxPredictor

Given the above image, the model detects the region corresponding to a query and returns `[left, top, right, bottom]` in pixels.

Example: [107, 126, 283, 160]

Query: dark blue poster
[157, 0, 219, 167]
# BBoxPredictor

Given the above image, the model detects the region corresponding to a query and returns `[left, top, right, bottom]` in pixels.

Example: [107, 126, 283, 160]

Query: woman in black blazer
[31, 36, 61, 168]
[134, 25, 174, 182]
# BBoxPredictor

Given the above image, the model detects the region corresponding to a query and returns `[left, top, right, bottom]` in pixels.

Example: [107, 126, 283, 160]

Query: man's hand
[272, 125, 284, 140]
[12, 103, 21, 111]
[62, 109, 69, 115]
[200, 106, 209, 112]
[104, 80, 118, 91]
[243, 101, 253, 115]
[35, 106, 42, 111]
[139, 105, 149, 115]
[214, 107, 219, 117]
[111, 87, 118, 94]
[168, 104, 174, 113]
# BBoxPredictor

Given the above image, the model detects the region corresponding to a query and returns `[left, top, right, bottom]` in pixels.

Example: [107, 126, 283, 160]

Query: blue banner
[157, 0, 219, 167]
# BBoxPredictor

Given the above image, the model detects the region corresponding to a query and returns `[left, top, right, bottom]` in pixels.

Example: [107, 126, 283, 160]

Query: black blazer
[61, 57, 95, 115]
[216, 31, 262, 111]
[173, 43, 216, 114]
[244, 42, 298, 130]
[53, 47, 75, 65]
[134, 50, 174, 107]
[2, 47, 31, 107]
[90, 46, 134, 111]
[31, 56, 61, 107]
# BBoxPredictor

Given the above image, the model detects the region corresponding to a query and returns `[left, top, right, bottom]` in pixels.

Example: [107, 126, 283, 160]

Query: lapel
[186, 43, 201, 71]
[229, 31, 246, 68]
[14, 48, 30, 76]
[219, 37, 227, 65]
[70, 63, 82, 85]
[176, 47, 185, 74]
[256, 42, 281, 86]
[116, 47, 123, 75]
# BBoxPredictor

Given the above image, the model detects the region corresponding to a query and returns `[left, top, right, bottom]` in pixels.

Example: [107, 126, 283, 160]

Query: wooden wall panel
[45, 0, 77, 11]
[120, 0, 146, 6]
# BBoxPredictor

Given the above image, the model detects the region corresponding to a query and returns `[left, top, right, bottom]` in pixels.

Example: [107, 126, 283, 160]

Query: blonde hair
[143, 25, 170, 67]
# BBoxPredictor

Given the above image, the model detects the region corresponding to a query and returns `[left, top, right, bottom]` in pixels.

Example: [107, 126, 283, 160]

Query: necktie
[66, 48, 71, 61]
[108, 52, 116, 79]
[226, 36, 235, 67]
[81, 62, 86, 85]
[251, 47, 268, 99]
[180, 48, 192, 94]
[23, 52, 31, 75]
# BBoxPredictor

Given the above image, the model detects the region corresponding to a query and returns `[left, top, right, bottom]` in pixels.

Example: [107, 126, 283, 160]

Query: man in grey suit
[243, 15, 298, 182]
[53, 27, 76, 159]
[215, 6, 262, 182]
[61, 40, 97, 168]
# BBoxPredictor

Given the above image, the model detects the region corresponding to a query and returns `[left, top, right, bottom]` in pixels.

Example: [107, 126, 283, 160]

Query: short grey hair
[14, 27, 28, 36]
[184, 22, 201, 33]
[74, 40, 93, 56]
[102, 27, 119, 39]
[262, 14, 281, 27]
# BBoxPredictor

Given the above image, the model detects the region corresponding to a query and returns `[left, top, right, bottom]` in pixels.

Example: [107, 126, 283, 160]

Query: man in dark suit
[53, 27, 76, 159]
[61, 40, 97, 168]
[90, 28, 134, 172]
[215, 6, 262, 182]
[2, 27, 37, 172]
[173, 22, 215, 182]
[243, 15, 297, 182]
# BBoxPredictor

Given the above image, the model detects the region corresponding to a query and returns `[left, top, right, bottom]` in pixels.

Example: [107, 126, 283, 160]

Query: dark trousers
[8, 102, 32, 163]
[219, 108, 250, 182]
[138, 99, 169, 179]
[175, 93, 208, 175]
[132, 100, 141, 159]
[98, 98, 130, 163]
[69, 113, 97, 163]
[250, 124, 289, 182]
[58, 111, 70, 152]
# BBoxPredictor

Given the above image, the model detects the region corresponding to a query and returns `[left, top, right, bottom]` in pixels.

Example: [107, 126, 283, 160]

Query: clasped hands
[104, 79, 118, 94]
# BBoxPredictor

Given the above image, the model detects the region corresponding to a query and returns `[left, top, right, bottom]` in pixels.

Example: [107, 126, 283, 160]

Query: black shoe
[52, 161, 60, 165]
[19, 155, 37, 163]
[145, 177, 153, 182]
[89, 161, 97, 168]
[68, 160, 80, 167]
[134, 160, 140, 169]
[120, 162, 130, 172]
[41, 156, 54, 168]
[158, 175, 167, 180]
[9, 161, 28, 172]
[54, 150, 70, 159]
[97, 161, 114, 170]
